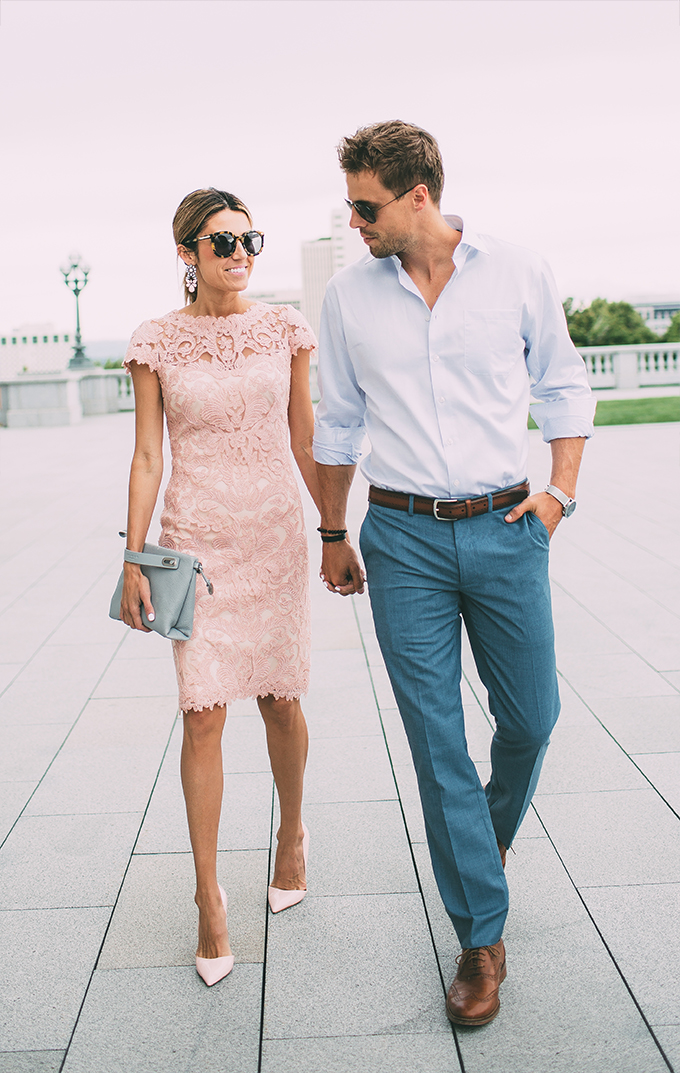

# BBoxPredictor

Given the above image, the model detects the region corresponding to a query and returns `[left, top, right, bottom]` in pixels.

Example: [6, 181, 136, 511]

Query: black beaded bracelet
[317, 527, 347, 535]
[319, 532, 347, 543]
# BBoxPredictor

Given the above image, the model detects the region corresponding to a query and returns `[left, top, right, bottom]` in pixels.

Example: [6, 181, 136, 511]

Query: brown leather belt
[368, 480, 530, 521]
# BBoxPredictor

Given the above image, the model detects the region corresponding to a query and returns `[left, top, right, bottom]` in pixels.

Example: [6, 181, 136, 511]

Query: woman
[120, 187, 320, 986]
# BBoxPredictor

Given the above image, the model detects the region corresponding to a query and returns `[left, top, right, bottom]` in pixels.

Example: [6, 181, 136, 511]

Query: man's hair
[337, 120, 444, 206]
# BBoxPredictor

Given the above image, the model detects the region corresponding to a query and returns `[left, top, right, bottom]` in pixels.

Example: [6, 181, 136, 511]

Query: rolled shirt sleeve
[313, 285, 367, 465]
[526, 259, 596, 441]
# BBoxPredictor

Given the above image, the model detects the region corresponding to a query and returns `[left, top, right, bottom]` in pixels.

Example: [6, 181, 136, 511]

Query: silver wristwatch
[545, 484, 577, 518]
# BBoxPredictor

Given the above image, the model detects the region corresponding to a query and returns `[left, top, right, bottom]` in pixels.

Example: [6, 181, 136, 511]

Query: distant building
[247, 288, 302, 311]
[301, 209, 366, 335]
[0, 326, 135, 377]
[632, 299, 680, 336]
[0, 324, 72, 378]
[301, 238, 333, 338]
[0, 327, 131, 377]
[330, 208, 367, 274]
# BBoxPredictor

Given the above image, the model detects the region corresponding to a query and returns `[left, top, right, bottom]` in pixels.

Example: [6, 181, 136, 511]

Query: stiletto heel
[268, 824, 309, 913]
[195, 885, 234, 986]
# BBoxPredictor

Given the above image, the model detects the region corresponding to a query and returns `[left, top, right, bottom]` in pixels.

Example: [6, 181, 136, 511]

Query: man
[313, 120, 595, 1027]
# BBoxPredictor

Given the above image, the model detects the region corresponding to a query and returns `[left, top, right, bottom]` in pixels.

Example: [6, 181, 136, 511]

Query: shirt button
[438, 396, 445, 403]
[425, 314, 431, 322]
[454, 479, 460, 487]
[447, 438, 453, 446]
[432, 354, 440, 362]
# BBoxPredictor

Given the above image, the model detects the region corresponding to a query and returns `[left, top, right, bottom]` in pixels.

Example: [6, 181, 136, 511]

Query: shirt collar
[378, 216, 490, 292]
[385, 215, 489, 276]
[444, 215, 489, 256]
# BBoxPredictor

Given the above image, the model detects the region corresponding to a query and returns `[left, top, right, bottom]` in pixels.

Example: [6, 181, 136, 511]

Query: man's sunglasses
[196, 230, 265, 258]
[344, 185, 417, 225]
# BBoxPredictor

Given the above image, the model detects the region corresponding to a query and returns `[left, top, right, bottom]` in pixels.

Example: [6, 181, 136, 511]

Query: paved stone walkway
[0, 412, 678, 1073]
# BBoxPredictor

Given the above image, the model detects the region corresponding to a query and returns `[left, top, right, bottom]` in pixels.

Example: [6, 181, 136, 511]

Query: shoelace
[456, 946, 498, 978]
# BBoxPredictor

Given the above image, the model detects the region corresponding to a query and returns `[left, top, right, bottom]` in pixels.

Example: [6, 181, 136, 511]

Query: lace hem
[124, 338, 160, 374]
[283, 305, 318, 358]
[178, 683, 308, 713]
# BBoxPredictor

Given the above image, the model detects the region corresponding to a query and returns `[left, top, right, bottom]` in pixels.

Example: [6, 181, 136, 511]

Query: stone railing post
[612, 350, 640, 389]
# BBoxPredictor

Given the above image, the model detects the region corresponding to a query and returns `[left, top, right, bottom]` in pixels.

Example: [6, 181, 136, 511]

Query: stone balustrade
[2, 346, 677, 427]
[579, 343, 679, 390]
[0, 368, 133, 428]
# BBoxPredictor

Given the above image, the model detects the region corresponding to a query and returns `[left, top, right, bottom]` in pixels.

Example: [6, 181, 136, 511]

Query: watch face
[563, 500, 577, 518]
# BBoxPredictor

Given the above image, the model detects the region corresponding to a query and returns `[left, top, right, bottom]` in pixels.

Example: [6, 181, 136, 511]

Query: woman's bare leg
[257, 695, 309, 890]
[181, 704, 232, 959]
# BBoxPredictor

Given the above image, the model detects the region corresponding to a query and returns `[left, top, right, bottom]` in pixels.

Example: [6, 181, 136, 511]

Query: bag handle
[119, 532, 213, 594]
[124, 548, 181, 570]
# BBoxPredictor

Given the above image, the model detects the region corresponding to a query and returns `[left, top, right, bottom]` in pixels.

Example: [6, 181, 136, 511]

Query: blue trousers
[360, 501, 560, 949]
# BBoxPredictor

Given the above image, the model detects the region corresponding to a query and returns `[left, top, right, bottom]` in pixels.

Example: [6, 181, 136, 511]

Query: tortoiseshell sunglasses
[196, 230, 264, 258]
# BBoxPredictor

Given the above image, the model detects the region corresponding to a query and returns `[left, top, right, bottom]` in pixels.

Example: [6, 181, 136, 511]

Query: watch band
[545, 484, 577, 517]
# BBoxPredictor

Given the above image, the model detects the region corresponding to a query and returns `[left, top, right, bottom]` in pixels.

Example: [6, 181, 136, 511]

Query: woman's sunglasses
[196, 230, 265, 258]
[344, 185, 417, 225]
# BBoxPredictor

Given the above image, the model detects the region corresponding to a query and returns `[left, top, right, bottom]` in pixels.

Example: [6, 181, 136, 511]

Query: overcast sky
[1, 0, 678, 341]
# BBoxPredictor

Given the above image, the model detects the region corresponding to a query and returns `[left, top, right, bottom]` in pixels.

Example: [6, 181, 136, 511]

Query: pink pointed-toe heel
[268, 824, 310, 914]
[195, 885, 234, 986]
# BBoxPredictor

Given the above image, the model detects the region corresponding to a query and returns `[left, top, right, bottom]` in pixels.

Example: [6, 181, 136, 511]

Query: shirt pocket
[464, 309, 523, 377]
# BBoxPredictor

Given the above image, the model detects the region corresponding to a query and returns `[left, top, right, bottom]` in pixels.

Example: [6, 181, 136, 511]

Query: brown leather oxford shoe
[446, 939, 507, 1026]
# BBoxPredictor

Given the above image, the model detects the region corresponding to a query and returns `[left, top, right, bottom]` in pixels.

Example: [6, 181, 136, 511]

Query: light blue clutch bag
[109, 542, 213, 640]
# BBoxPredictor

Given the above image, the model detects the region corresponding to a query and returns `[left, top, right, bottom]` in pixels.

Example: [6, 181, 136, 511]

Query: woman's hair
[337, 120, 444, 206]
[173, 187, 252, 304]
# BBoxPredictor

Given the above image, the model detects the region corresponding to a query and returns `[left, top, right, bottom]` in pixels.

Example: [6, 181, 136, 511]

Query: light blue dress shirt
[313, 218, 595, 499]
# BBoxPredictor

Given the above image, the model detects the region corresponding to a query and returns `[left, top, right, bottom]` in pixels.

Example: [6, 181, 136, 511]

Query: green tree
[563, 298, 594, 346]
[662, 312, 680, 342]
[563, 298, 657, 347]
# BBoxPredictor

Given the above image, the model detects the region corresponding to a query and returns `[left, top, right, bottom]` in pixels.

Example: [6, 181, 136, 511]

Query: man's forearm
[315, 462, 365, 596]
[316, 462, 357, 529]
[548, 437, 586, 498]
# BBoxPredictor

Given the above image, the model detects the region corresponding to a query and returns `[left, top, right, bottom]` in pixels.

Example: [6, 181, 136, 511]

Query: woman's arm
[120, 361, 164, 631]
[288, 347, 322, 513]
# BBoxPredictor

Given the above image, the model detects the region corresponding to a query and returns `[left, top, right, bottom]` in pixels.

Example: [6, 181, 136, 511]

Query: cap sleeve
[123, 319, 165, 374]
[283, 306, 318, 357]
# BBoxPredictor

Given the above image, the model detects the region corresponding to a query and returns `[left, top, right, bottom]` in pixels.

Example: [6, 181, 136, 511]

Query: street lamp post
[60, 253, 92, 368]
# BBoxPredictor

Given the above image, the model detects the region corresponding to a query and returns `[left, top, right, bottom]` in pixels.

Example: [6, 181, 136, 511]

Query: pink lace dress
[124, 303, 316, 712]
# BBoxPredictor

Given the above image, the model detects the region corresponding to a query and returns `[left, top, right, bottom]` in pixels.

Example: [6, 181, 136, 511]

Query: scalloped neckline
[168, 302, 267, 324]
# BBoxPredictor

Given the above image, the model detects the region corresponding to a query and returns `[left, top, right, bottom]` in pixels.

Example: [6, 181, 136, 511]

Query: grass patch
[592, 396, 680, 425]
[528, 395, 680, 430]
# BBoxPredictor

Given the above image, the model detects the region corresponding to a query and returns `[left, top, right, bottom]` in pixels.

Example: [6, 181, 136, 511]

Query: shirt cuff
[530, 394, 596, 441]
[542, 416, 596, 441]
[531, 411, 595, 442]
[313, 424, 365, 465]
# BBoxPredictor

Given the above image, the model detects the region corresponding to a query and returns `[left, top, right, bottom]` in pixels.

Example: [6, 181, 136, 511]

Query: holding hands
[319, 538, 366, 596]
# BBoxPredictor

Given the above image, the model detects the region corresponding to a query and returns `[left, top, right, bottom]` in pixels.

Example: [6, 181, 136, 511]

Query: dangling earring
[185, 263, 198, 293]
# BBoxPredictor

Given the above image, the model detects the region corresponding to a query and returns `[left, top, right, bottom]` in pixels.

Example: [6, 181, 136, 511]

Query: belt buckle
[432, 497, 459, 520]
